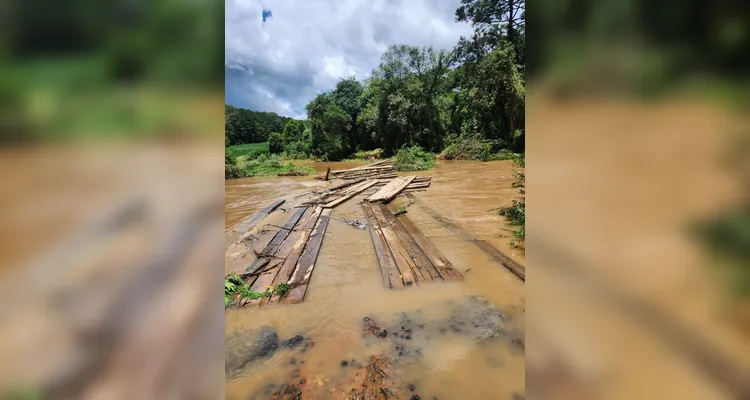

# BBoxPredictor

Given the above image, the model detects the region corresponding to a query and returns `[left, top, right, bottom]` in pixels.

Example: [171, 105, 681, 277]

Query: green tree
[268, 132, 283, 154]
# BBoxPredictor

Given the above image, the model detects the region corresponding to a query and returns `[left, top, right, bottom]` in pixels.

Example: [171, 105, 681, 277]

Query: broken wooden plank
[379, 204, 439, 281]
[259, 207, 307, 255]
[243, 260, 283, 307]
[266, 206, 323, 304]
[243, 257, 270, 276]
[325, 178, 366, 192]
[404, 192, 524, 281]
[323, 180, 379, 208]
[228, 198, 285, 234]
[366, 177, 405, 200]
[367, 176, 416, 203]
[261, 207, 319, 305]
[370, 204, 417, 286]
[283, 208, 333, 303]
[472, 240, 525, 281]
[362, 203, 404, 290]
[395, 213, 463, 281]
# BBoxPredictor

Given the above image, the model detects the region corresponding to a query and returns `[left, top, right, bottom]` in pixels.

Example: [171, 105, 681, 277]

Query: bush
[225, 148, 235, 165]
[282, 140, 312, 159]
[393, 145, 435, 171]
[352, 148, 383, 160]
[268, 132, 284, 154]
[225, 164, 244, 179]
[439, 138, 493, 161]
[242, 154, 316, 177]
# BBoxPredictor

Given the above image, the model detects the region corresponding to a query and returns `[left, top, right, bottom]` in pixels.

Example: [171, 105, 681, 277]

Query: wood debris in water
[324, 159, 396, 181]
[233, 205, 332, 307]
[366, 176, 416, 203]
[362, 202, 462, 289]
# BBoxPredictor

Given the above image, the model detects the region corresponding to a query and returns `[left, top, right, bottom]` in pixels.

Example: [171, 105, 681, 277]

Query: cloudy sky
[225, 0, 472, 119]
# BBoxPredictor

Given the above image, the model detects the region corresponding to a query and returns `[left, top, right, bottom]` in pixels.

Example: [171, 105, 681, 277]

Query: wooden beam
[283, 209, 333, 303]
[261, 207, 321, 305]
[379, 204, 440, 281]
[367, 176, 416, 203]
[323, 180, 378, 208]
[370, 204, 417, 286]
[227, 198, 285, 234]
[259, 207, 306, 255]
[362, 203, 404, 289]
[395, 213, 462, 281]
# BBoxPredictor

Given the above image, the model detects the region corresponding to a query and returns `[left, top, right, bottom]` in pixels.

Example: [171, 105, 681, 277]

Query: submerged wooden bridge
[227, 160, 522, 307]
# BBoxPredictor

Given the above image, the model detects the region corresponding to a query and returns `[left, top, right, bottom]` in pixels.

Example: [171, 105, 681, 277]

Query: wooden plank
[362, 203, 404, 290]
[243, 261, 282, 307]
[472, 240, 525, 281]
[242, 257, 270, 276]
[370, 204, 417, 286]
[404, 193, 524, 281]
[323, 180, 378, 208]
[379, 204, 439, 281]
[366, 177, 405, 202]
[260, 207, 319, 305]
[396, 213, 463, 281]
[367, 176, 416, 203]
[325, 178, 365, 192]
[259, 207, 306, 255]
[227, 198, 285, 234]
[283, 209, 333, 303]
[266, 206, 323, 304]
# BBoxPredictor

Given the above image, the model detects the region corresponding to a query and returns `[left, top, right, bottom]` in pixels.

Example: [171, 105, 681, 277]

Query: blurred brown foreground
[0, 139, 225, 399]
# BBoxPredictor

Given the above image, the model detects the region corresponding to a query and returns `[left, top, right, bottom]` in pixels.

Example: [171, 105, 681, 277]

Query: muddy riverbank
[225, 160, 525, 399]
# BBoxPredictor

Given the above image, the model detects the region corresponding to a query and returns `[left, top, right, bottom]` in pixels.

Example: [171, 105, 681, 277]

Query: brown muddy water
[225, 160, 525, 400]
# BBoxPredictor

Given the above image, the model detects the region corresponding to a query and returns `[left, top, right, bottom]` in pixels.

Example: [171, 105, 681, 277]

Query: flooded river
[225, 160, 525, 399]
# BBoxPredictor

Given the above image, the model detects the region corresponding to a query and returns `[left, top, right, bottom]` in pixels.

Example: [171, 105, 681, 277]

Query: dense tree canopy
[302, 0, 525, 160]
[224, 105, 294, 145]
[226, 0, 526, 160]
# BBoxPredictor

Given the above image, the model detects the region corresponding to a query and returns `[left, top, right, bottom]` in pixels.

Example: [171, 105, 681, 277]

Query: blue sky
[225, 0, 472, 119]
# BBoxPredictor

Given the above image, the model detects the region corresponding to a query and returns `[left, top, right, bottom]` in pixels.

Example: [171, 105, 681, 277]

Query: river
[225, 160, 525, 399]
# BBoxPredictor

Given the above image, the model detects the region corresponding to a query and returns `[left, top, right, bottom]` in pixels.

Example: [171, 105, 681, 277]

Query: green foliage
[225, 0, 526, 160]
[393, 199, 415, 216]
[224, 273, 272, 307]
[228, 142, 270, 159]
[695, 209, 750, 295]
[274, 283, 291, 297]
[242, 154, 316, 177]
[268, 132, 284, 154]
[282, 141, 312, 159]
[393, 146, 435, 171]
[352, 148, 384, 160]
[225, 104, 294, 145]
[497, 153, 525, 247]
[440, 137, 494, 160]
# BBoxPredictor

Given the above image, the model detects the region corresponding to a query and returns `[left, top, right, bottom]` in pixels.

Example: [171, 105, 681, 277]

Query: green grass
[393, 145, 435, 171]
[228, 142, 269, 159]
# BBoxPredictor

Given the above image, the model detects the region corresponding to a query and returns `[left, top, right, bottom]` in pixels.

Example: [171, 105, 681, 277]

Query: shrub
[225, 164, 244, 179]
[225, 148, 236, 165]
[393, 145, 435, 171]
[352, 148, 384, 160]
[282, 140, 312, 159]
[439, 138, 493, 161]
[268, 132, 284, 154]
[242, 154, 316, 177]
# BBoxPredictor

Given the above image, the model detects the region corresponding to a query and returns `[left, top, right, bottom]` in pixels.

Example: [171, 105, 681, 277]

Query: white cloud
[225, 0, 472, 118]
